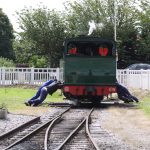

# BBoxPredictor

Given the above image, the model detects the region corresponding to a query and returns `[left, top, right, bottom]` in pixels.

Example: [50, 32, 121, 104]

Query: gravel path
[90, 109, 133, 150]
[100, 105, 150, 150]
[0, 107, 65, 136]
[0, 113, 36, 135]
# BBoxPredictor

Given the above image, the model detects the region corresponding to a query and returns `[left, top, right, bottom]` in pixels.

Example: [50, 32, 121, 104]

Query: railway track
[1, 103, 132, 150]
[1, 107, 98, 150]
[0, 107, 71, 150]
[0, 116, 40, 141]
[45, 108, 97, 150]
[44, 105, 132, 150]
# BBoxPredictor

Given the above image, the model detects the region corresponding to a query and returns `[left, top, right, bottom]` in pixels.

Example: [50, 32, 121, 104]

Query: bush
[0, 57, 15, 67]
[29, 56, 47, 68]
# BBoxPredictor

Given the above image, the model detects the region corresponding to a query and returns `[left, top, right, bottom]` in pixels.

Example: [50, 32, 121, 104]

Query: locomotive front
[61, 36, 117, 104]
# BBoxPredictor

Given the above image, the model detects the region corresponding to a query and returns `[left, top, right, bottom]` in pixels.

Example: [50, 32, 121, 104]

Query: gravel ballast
[0, 113, 36, 135]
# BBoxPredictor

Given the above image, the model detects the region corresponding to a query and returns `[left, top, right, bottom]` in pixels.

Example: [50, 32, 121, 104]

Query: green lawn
[139, 93, 150, 117]
[0, 86, 150, 117]
[0, 87, 63, 113]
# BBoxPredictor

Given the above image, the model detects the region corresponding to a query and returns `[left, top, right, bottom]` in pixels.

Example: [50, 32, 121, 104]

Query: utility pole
[114, 0, 118, 66]
[114, 0, 117, 41]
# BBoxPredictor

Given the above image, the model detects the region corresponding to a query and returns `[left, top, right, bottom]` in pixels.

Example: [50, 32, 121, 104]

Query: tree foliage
[64, 0, 137, 38]
[0, 8, 14, 59]
[64, 0, 150, 68]
[0, 57, 15, 67]
[136, 0, 150, 61]
[14, 0, 150, 68]
[16, 6, 67, 67]
[13, 36, 36, 66]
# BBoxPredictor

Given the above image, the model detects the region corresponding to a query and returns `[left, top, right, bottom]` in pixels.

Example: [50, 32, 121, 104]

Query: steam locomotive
[60, 36, 117, 104]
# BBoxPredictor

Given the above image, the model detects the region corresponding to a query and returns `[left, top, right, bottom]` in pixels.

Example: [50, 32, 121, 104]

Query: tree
[0, 57, 15, 67]
[15, 1, 150, 68]
[136, 0, 150, 62]
[64, 0, 137, 38]
[16, 6, 67, 67]
[0, 8, 14, 59]
[64, 0, 150, 68]
[13, 37, 34, 66]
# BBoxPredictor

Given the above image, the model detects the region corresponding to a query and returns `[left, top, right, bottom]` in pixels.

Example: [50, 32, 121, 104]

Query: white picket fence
[117, 69, 150, 90]
[0, 67, 60, 85]
[0, 67, 150, 90]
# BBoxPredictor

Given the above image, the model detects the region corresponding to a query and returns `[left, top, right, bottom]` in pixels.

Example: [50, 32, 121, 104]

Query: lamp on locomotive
[68, 47, 77, 54]
[99, 47, 108, 56]
[68, 43, 77, 55]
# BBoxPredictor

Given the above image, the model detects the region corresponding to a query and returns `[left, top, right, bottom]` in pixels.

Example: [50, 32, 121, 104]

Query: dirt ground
[130, 88, 150, 99]
[101, 89, 150, 150]
[101, 106, 150, 149]
[12, 106, 50, 116]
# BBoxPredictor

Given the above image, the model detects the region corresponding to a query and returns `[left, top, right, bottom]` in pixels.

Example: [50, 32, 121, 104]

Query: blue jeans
[28, 88, 48, 106]
[28, 80, 54, 104]
[29, 87, 42, 100]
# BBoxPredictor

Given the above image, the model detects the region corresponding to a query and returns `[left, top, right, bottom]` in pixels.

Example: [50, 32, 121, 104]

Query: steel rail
[0, 116, 40, 140]
[86, 108, 100, 150]
[55, 118, 86, 150]
[55, 108, 94, 150]
[44, 116, 62, 150]
[3, 107, 71, 150]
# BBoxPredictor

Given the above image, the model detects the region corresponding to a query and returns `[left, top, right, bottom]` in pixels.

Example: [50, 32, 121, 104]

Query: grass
[0, 86, 63, 115]
[130, 88, 150, 117]
[0, 86, 150, 117]
[139, 93, 150, 117]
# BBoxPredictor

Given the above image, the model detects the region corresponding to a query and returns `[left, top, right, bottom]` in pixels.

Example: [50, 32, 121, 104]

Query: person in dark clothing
[116, 82, 139, 103]
[28, 79, 55, 101]
[25, 80, 63, 106]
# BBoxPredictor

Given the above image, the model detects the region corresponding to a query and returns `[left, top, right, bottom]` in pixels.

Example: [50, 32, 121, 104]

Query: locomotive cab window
[66, 41, 113, 57]
[67, 42, 98, 56]
[77, 43, 97, 56]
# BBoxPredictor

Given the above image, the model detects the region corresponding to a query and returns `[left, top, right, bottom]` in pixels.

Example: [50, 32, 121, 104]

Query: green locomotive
[60, 36, 117, 104]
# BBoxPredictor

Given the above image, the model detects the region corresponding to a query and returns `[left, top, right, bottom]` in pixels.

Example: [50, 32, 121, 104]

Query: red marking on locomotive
[64, 85, 116, 96]
[99, 47, 108, 56]
[68, 48, 77, 54]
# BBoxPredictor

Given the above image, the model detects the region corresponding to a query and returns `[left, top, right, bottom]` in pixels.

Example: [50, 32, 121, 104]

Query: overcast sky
[0, 0, 74, 31]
